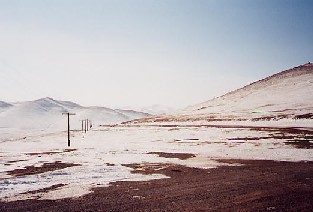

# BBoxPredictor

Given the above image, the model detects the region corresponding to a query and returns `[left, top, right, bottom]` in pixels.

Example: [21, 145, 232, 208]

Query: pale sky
[0, 0, 312, 108]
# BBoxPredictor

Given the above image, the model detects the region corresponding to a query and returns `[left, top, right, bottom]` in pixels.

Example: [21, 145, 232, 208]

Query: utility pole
[62, 112, 76, 147]
[81, 120, 84, 132]
[81, 119, 91, 133]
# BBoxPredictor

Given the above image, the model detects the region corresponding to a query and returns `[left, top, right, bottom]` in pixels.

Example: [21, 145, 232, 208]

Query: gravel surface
[1, 159, 313, 211]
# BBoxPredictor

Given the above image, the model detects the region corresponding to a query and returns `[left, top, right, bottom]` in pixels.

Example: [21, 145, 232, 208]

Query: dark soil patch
[228, 127, 313, 149]
[227, 136, 294, 141]
[147, 152, 196, 160]
[6, 160, 28, 164]
[284, 140, 313, 149]
[184, 138, 199, 141]
[204, 141, 227, 144]
[1, 160, 313, 211]
[4, 159, 29, 166]
[251, 114, 291, 121]
[295, 113, 313, 119]
[7, 162, 80, 177]
[124, 163, 172, 174]
[25, 149, 77, 156]
[23, 184, 66, 195]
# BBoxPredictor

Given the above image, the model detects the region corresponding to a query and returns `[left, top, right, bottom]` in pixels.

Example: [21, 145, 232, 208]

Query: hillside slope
[135, 63, 313, 123]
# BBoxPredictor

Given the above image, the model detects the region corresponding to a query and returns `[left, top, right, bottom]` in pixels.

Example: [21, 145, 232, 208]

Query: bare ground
[147, 152, 196, 160]
[7, 161, 80, 177]
[25, 149, 77, 156]
[1, 159, 313, 212]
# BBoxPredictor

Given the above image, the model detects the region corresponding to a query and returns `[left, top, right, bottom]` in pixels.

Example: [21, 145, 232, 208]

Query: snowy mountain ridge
[0, 97, 151, 131]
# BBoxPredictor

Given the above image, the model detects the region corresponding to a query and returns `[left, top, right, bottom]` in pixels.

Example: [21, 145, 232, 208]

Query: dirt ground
[1, 158, 313, 212]
[7, 161, 80, 177]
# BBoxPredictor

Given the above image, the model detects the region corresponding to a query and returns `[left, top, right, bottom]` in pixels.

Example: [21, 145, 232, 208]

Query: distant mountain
[0, 101, 13, 114]
[0, 97, 151, 130]
[115, 109, 151, 120]
[0, 101, 12, 108]
[133, 63, 313, 123]
[138, 105, 178, 115]
[120, 105, 178, 115]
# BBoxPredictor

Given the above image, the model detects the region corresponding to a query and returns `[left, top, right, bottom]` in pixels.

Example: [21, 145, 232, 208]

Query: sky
[0, 0, 312, 108]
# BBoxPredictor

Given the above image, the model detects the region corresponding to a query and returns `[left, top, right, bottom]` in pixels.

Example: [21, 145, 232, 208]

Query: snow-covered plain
[1, 124, 312, 201]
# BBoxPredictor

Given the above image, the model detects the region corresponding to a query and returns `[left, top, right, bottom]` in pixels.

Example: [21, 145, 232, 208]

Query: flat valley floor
[1, 125, 313, 211]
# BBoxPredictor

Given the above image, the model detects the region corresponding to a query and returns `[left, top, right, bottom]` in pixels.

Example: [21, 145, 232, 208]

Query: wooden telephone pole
[62, 112, 76, 147]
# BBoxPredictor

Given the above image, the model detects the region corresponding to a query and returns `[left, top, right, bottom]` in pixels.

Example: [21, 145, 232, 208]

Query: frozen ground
[1, 124, 312, 202]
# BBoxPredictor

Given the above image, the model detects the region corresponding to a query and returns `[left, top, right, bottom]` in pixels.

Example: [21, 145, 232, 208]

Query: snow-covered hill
[133, 63, 313, 124]
[0, 97, 150, 132]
